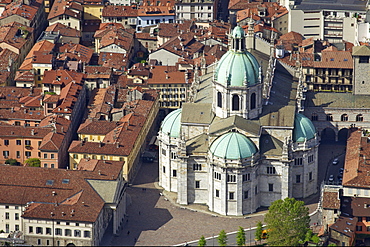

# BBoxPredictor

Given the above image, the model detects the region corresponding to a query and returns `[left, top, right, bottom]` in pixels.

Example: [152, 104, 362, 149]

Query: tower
[212, 26, 263, 120]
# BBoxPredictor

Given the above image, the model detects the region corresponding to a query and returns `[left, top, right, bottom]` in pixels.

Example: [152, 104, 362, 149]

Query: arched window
[217, 92, 222, 108]
[341, 114, 348, 121]
[232, 94, 240, 111]
[326, 114, 333, 121]
[250, 93, 256, 109]
[356, 114, 364, 122]
[311, 113, 318, 121]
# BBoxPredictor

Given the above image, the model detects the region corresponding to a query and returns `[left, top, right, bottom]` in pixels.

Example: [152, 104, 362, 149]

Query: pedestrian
[127, 231, 130, 235]
[139, 211, 141, 215]
[134, 238, 137, 242]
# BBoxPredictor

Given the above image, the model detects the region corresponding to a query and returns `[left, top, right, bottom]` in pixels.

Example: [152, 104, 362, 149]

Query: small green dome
[160, 108, 182, 138]
[210, 132, 257, 160]
[293, 113, 316, 142]
[231, 26, 246, 39]
[215, 50, 260, 87]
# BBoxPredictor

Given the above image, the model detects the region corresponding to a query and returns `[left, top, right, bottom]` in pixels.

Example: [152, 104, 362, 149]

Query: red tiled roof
[58, 43, 93, 64]
[322, 191, 340, 209]
[48, 0, 82, 20]
[157, 32, 204, 59]
[99, 29, 134, 52]
[0, 163, 122, 222]
[0, 2, 38, 21]
[98, 52, 128, 70]
[313, 51, 353, 69]
[46, 23, 82, 38]
[102, 5, 138, 17]
[18, 40, 55, 70]
[343, 129, 370, 188]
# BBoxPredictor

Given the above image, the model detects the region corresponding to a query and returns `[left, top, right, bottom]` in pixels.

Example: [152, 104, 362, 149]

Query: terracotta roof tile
[343, 129, 370, 188]
[0, 2, 37, 21]
[46, 23, 82, 38]
[48, 0, 82, 20]
[0, 163, 122, 222]
[98, 52, 128, 70]
[322, 191, 340, 209]
[313, 51, 353, 69]
[58, 43, 93, 64]
[102, 5, 138, 17]
[329, 216, 356, 238]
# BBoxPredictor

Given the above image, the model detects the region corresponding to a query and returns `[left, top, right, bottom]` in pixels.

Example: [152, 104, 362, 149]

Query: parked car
[328, 174, 334, 183]
[339, 168, 344, 174]
[332, 158, 339, 165]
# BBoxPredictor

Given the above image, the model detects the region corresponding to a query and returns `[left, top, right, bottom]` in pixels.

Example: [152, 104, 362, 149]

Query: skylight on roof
[46, 180, 54, 186]
[62, 179, 70, 184]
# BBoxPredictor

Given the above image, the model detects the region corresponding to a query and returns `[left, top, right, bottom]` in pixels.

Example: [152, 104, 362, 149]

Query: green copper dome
[160, 108, 182, 138]
[232, 26, 246, 38]
[214, 50, 260, 87]
[293, 113, 316, 142]
[210, 132, 257, 160]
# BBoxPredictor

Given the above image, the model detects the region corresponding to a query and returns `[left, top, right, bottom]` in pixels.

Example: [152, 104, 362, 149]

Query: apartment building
[0, 163, 127, 246]
[101, 5, 138, 29]
[15, 40, 55, 88]
[48, 0, 83, 31]
[45, 23, 82, 44]
[286, 0, 368, 44]
[175, 0, 218, 23]
[148, 65, 192, 109]
[136, 5, 175, 32]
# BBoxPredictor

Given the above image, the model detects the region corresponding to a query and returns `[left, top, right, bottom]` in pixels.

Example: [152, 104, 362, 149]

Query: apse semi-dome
[293, 113, 316, 142]
[210, 132, 257, 159]
[160, 108, 182, 138]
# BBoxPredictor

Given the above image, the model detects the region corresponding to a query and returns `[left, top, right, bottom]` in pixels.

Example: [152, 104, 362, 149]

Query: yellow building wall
[79, 134, 105, 142]
[84, 5, 103, 20]
[69, 152, 127, 170]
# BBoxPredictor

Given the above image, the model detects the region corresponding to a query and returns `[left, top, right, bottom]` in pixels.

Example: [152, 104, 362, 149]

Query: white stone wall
[148, 49, 180, 66]
[181, 124, 208, 141]
[24, 219, 93, 246]
[99, 44, 127, 54]
[137, 16, 174, 32]
[0, 204, 23, 234]
[212, 82, 263, 120]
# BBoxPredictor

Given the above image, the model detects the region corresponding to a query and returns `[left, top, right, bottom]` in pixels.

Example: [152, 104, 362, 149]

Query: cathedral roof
[160, 108, 182, 138]
[214, 49, 260, 87]
[209, 115, 260, 136]
[210, 132, 257, 159]
[293, 113, 316, 142]
[214, 26, 260, 87]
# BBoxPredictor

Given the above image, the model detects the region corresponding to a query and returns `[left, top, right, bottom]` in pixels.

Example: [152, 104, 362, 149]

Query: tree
[198, 235, 206, 246]
[264, 197, 310, 246]
[255, 221, 263, 242]
[5, 158, 19, 166]
[217, 230, 227, 246]
[25, 158, 40, 167]
[236, 226, 246, 246]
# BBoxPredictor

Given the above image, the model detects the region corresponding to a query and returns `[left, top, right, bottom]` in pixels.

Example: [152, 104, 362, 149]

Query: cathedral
[158, 26, 319, 216]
